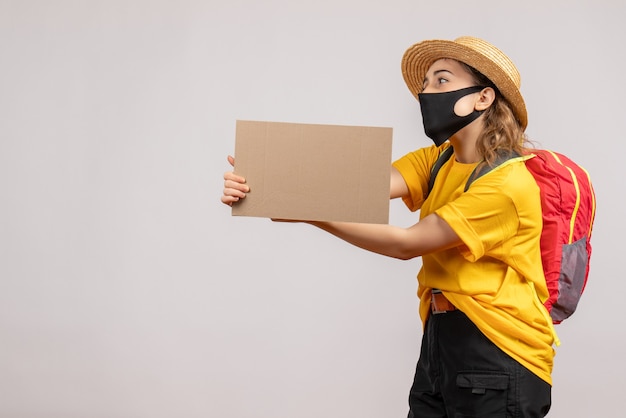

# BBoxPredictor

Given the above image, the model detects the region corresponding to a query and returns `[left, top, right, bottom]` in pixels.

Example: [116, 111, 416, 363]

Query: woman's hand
[221, 155, 249, 206]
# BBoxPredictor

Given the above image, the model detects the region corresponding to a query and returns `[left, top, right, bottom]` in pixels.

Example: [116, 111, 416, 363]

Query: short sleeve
[392, 144, 448, 212]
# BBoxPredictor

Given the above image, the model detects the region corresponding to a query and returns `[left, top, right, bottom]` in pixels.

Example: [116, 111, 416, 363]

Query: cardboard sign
[232, 120, 392, 224]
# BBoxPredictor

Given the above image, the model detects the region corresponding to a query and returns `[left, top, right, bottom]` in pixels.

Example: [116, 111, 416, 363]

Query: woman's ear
[475, 87, 496, 111]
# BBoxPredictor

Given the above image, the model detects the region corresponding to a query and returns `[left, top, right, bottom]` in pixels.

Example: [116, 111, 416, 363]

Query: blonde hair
[460, 62, 530, 166]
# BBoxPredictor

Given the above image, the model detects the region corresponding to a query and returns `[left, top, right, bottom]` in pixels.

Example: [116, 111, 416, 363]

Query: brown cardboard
[232, 120, 392, 224]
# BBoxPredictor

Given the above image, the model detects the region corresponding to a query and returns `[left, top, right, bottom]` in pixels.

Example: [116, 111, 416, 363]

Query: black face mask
[418, 86, 486, 146]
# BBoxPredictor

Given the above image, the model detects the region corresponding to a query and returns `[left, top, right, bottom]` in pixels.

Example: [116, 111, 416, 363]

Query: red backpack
[429, 147, 596, 324]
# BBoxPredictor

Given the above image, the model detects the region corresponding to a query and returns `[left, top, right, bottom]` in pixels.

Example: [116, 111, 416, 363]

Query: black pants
[408, 310, 551, 418]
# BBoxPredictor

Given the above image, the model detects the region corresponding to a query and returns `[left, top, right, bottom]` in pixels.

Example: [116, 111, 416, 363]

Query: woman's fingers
[223, 172, 249, 192]
[221, 155, 250, 206]
[221, 162, 249, 206]
[221, 193, 240, 206]
[221, 180, 247, 204]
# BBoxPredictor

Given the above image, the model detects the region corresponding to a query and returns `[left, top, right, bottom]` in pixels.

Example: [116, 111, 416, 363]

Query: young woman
[222, 36, 555, 417]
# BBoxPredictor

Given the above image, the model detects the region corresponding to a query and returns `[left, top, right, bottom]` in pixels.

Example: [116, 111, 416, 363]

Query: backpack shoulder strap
[427, 148, 528, 196]
[427, 146, 454, 196]
[464, 151, 523, 192]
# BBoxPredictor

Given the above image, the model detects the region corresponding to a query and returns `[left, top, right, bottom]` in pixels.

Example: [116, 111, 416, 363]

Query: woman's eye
[422, 76, 449, 89]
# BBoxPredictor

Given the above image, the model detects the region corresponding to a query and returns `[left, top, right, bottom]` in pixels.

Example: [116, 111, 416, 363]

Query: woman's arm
[390, 166, 409, 199]
[223, 157, 455, 259]
[309, 213, 462, 260]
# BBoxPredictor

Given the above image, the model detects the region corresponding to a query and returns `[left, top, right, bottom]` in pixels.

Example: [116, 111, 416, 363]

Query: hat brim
[401, 39, 528, 130]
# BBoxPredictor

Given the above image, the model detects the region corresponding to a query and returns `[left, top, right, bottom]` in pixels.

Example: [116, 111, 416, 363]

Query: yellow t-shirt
[392, 143, 555, 385]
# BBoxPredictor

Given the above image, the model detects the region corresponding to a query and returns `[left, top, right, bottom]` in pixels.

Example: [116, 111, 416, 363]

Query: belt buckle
[431, 289, 455, 314]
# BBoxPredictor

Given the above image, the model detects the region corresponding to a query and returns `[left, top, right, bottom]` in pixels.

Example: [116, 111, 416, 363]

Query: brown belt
[431, 290, 457, 314]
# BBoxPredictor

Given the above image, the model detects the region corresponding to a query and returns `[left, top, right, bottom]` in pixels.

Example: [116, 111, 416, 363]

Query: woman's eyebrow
[423, 69, 454, 85]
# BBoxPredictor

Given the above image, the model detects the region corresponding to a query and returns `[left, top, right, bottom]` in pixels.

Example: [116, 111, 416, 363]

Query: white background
[1, 1, 624, 417]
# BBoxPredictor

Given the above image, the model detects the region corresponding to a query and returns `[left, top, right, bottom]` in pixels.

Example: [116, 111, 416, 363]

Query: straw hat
[401, 36, 528, 130]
